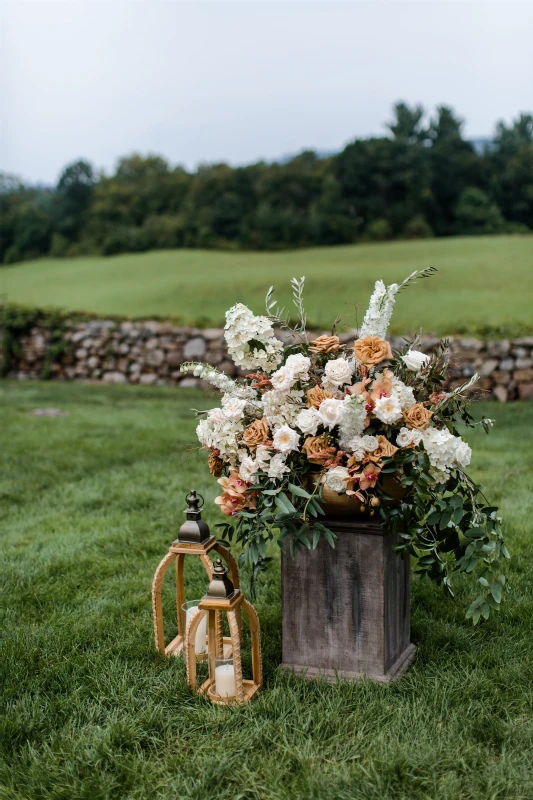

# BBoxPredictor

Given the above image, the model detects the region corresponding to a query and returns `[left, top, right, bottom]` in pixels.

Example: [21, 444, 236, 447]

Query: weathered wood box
[281, 519, 416, 682]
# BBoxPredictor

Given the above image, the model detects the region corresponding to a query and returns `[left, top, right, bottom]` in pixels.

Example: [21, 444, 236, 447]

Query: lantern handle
[185, 489, 204, 509]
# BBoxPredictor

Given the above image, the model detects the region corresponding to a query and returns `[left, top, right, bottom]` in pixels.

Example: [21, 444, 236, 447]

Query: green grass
[1, 380, 533, 800]
[2, 235, 533, 335]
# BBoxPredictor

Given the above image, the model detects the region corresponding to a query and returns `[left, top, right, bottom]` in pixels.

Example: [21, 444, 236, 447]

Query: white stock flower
[239, 456, 257, 483]
[401, 350, 431, 372]
[224, 303, 283, 373]
[270, 365, 296, 392]
[396, 427, 423, 448]
[222, 396, 247, 422]
[325, 466, 351, 494]
[268, 453, 290, 480]
[273, 425, 300, 453]
[373, 395, 403, 425]
[322, 357, 353, 387]
[360, 280, 399, 338]
[391, 377, 416, 410]
[285, 354, 311, 379]
[317, 398, 345, 430]
[338, 394, 367, 449]
[295, 407, 321, 435]
[262, 389, 305, 428]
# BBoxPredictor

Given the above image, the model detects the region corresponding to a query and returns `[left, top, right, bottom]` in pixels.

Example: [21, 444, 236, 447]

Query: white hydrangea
[224, 303, 284, 373]
[255, 445, 272, 470]
[360, 280, 399, 338]
[322, 357, 353, 387]
[317, 398, 345, 430]
[420, 427, 472, 474]
[272, 425, 300, 454]
[348, 434, 379, 460]
[268, 453, 290, 480]
[295, 407, 321, 435]
[262, 388, 305, 428]
[196, 410, 243, 460]
[373, 394, 403, 425]
[325, 466, 351, 494]
[390, 377, 416, 410]
[338, 394, 367, 449]
[396, 427, 423, 448]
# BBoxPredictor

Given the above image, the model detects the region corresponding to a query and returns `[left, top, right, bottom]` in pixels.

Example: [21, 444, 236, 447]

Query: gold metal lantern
[151, 490, 239, 659]
[186, 559, 263, 705]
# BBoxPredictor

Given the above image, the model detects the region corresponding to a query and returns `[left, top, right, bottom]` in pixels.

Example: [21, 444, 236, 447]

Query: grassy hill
[2, 235, 532, 335]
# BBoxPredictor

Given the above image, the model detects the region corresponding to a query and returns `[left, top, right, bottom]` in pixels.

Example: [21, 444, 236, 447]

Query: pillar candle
[215, 664, 236, 697]
[185, 606, 207, 654]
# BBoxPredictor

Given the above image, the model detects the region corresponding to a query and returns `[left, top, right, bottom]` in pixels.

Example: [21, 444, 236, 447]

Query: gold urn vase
[305, 471, 405, 519]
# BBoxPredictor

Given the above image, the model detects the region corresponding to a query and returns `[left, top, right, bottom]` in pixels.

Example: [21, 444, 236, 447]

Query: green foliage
[0, 302, 73, 378]
[1, 381, 533, 799]
[2, 105, 532, 265]
[455, 187, 505, 234]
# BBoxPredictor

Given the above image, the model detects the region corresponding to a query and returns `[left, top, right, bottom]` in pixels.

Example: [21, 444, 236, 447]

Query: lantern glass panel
[182, 600, 207, 655]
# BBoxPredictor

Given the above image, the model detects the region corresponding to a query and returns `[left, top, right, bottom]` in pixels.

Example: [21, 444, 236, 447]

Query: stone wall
[5, 319, 533, 401]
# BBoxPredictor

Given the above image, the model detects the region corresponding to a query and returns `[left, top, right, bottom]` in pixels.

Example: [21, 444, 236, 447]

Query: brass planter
[305, 471, 405, 520]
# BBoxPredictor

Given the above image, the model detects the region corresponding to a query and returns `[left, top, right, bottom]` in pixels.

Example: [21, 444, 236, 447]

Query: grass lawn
[2, 235, 533, 335]
[1, 380, 533, 799]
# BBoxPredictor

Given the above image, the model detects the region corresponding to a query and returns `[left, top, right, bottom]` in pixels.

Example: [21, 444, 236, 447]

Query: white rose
[295, 408, 320, 435]
[362, 434, 378, 451]
[396, 426, 423, 448]
[325, 466, 351, 494]
[273, 424, 300, 453]
[349, 434, 379, 460]
[221, 396, 247, 422]
[373, 395, 403, 425]
[255, 445, 272, 470]
[268, 453, 290, 480]
[239, 456, 257, 483]
[317, 398, 345, 430]
[454, 440, 472, 469]
[208, 407, 229, 426]
[270, 365, 296, 393]
[323, 357, 353, 387]
[285, 354, 311, 377]
[401, 350, 431, 372]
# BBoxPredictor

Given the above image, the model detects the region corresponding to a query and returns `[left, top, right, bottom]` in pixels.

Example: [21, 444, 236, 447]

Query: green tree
[455, 187, 505, 234]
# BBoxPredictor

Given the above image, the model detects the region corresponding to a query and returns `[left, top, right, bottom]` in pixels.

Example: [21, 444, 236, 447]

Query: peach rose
[306, 386, 334, 409]
[403, 403, 433, 430]
[354, 336, 392, 367]
[367, 435, 398, 464]
[242, 418, 270, 450]
[301, 434, 331, 464]
[309, 334, 341, 354]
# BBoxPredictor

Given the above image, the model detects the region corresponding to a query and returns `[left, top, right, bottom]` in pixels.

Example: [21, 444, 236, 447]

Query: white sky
[2, 0, 533, 185]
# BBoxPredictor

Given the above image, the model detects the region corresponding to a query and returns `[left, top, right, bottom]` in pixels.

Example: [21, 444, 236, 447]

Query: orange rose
[306, 386, 334, 409]
[354, 336, 392, 367]
[403, 403, 433, 430]
[208, 449, 224, 476]
[242, 418, 270, 450]
[309, 334, 341, 354]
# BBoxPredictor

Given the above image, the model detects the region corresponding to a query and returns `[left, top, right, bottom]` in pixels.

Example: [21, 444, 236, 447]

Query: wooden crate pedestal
[281, 519, 415, 682]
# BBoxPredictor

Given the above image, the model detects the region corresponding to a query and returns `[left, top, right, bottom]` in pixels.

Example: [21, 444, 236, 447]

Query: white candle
[185, 606, 207, 654]
[215, 664, 236, 698]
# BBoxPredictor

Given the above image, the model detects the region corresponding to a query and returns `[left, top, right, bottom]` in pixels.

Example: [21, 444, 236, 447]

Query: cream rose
[401, 350, 431, 371]
[317, 398, 345, 430]
[373, 395, 403, 425]
[295, 407, 321, 435]
[270, 365, 296, 392]
[222, 396, 247, 422]
[323, 357, 353, 387]
[272, 425, 300, 453]
[325, 466, 351, 494]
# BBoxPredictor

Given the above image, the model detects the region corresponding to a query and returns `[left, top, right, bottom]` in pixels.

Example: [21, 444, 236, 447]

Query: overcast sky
[2, 1, 533, 185]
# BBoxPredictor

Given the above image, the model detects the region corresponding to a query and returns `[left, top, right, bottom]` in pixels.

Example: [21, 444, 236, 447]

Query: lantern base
[165, 635, 233, 661]
[200, 678, 261, 705]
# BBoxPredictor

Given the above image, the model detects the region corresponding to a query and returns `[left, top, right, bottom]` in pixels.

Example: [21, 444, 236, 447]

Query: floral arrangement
[181, 270, 508, 624]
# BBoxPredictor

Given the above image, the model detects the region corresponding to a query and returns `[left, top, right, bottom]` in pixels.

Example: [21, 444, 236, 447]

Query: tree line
[1, 103, 532, 265]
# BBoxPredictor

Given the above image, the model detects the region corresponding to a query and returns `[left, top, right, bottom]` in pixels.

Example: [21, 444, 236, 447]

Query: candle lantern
[186, 559, 263, 705]
[151, 490, 239, 659]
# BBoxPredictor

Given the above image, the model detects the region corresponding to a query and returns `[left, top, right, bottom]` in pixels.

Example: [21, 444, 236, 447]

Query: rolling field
[2, 381, 533, 799]
[2, 235, 533, 335]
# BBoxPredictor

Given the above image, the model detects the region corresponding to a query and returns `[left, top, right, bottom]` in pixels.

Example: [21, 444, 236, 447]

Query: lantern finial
[177, 489, 211, 544]
[206, 558, 235, 599]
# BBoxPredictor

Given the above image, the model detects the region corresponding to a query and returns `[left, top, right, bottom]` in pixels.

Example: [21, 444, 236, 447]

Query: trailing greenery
[1, 104, 532, 265]
[1, 381, 532, 800]
[0, 303, 74, 378]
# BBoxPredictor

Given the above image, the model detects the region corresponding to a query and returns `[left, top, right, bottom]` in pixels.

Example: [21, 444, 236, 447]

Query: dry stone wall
[5, 319, 533, 401]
